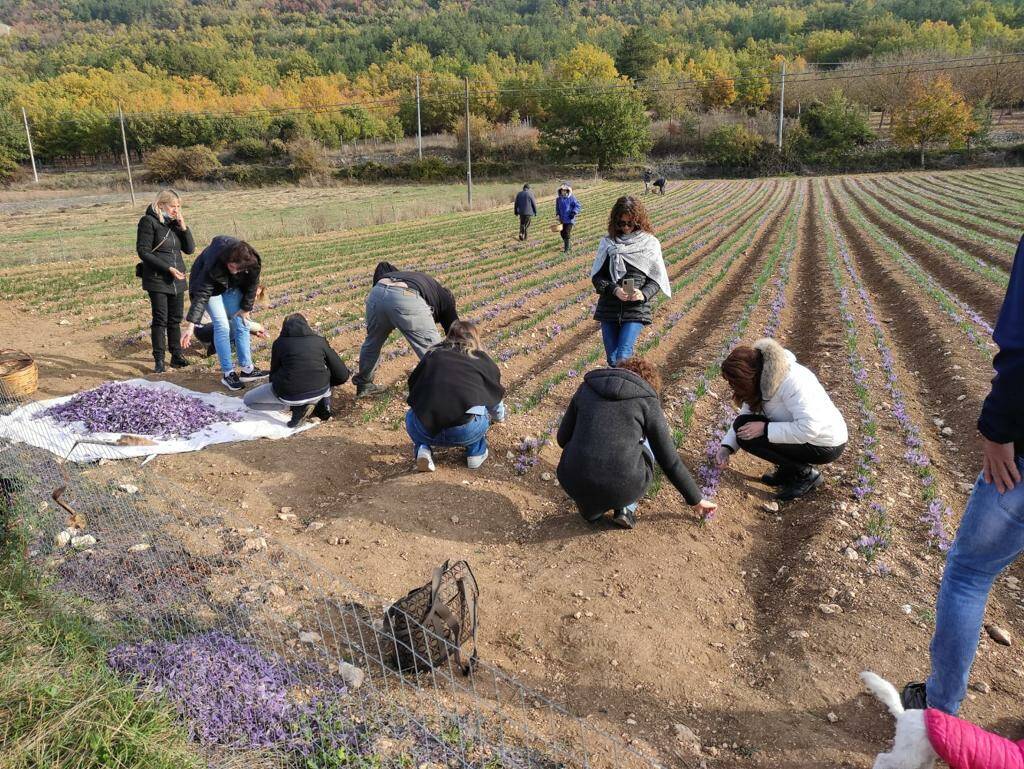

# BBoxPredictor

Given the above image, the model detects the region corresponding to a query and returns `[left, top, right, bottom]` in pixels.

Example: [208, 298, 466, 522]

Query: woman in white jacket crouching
[715, 338, 847, 501]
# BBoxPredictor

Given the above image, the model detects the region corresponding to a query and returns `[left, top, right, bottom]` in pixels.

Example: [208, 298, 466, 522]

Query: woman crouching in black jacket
[243, 313, 351, 428]
[405, 320, 506, 472]
[556, 357, 716, 529]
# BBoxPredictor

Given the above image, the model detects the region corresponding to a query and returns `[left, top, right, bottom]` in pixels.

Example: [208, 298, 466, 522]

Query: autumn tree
[540, 84, 651, 171]
[891, 75, 977, 166]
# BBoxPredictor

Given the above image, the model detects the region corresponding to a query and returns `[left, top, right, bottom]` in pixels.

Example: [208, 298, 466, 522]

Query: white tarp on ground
[0, 378, 316, 463]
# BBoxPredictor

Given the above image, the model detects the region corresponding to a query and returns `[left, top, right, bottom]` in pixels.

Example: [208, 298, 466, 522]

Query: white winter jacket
[722, 338, 848, 451]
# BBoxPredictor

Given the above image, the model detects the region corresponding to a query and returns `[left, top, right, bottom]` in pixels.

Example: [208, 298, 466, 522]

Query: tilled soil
[5, 170, 1024, 769]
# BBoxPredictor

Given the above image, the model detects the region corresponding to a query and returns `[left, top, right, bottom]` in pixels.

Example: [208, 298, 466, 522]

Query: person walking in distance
[642, 168, 653, 194]
[243, 313, 351, 428]
[715, 339, 847, 501]
[135, 189, 195, 373]
[353, 261, 459, 398]
[180, 236, 267, 392]
[901, 235, 1024, 714]
[556, 357, 717, 529]
[591, 196, 671, 366]
[514, 183, 537, 241]
[555, 182, 581, 253]
[405, 320, 506, 472]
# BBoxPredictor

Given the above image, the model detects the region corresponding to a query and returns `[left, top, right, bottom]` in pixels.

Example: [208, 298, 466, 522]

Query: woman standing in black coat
[590, 196, 671, 367]
[556, 357, 716, 529]
[136, 189, 195, 372]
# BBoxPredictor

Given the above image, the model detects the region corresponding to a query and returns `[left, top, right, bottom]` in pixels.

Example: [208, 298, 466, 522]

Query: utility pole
[465, 76, 472, 208]
[777, 61, 787, 149]
[21, 107, 38, 183]
[415, 74, 423, 161]
[118, 104, 136, 206]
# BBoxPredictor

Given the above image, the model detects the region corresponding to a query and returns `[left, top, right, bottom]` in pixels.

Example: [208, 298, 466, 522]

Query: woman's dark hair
[616, 356, 662, 395]
[222, 241, 259, 270]
[721, 346, 763, 410]
[607, 196, 653, 238]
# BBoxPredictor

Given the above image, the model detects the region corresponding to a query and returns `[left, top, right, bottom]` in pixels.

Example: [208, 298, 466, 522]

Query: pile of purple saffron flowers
[45, 382, 239, 439]
[107, 631, 355, 755]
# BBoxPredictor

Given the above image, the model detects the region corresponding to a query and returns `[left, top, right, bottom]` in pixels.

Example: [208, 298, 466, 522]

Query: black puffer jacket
[270, 315, 351, 401]
[556, 368, 700, 512]
[591, 257, 660, 325]
[407, 345, 505, 435]
[186, 235, 262, 325]
[135, 204, 195, 295]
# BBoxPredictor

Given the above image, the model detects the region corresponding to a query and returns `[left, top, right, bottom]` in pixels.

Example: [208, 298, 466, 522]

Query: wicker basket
[0, 349, 38, 398]
[549, 222, 563, 233]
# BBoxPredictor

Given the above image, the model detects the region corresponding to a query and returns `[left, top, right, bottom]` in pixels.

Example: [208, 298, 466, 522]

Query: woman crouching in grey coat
[556, 356, 717, 529]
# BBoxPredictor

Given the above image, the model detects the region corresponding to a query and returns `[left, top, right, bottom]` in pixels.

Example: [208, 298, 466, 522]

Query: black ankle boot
[154, 355, 166, 373]
[313, 400, 332, 421]
[287, 404, 315, 428]
[776, 468, 823, 501]
[169, 353, 189, 368]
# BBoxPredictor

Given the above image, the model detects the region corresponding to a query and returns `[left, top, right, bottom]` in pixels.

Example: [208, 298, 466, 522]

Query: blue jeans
[926, 456, 1024, 713]
[600, 321, 644, 366]
[208, 289, 253, 375]
[405, 403, 504, 459]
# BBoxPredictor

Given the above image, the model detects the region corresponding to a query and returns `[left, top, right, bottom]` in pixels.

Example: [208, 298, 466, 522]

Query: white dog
[860, 670, 1024, 769]
[860, 671, 939, 769]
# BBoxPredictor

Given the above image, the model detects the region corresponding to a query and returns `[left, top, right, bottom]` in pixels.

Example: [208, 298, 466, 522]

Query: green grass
[0, 524, 201, 769]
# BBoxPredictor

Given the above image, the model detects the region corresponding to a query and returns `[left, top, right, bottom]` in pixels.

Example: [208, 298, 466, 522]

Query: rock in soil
[986, 624, 1012, 646]
[277, 512, 297, 522]
[71, 534, 97, 549]
[298, 630, 321, 644]
[673, 723, 701, 752]
[762, 501, 780, 513]
[242, 537, 267, 553]
[971, 681, 991, 694]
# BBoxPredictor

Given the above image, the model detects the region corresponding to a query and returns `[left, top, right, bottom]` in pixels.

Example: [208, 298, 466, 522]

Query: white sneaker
[416, 446, 435, 473]
[466, 449, 488, 470]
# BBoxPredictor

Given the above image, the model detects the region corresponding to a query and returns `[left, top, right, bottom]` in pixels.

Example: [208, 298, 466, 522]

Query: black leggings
[519, 215, 532, 238]
[148, 290, 184, 359]
[733, 414, 844, 473]
[561, 222, 573, 251]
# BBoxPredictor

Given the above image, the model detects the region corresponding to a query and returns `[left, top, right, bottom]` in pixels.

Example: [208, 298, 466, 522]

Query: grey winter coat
[514, 189, 537, 217]
[135, 204, 195, 295]
[556, 368, 701, 512]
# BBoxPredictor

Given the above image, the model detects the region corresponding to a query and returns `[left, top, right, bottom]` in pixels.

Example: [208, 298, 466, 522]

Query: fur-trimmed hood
[754, 338, 795, 401]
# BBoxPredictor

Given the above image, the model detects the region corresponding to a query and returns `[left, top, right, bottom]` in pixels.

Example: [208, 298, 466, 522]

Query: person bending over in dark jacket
[136, 188, 195, 373]
[353, 261, 459, 399]
[556, 357, 716, 529]
[243, 313, 351, 428]
[901, 235, 1024, 715]
[514, 184, 538, 240]
[653, 177, 667, 195]
[405, 320, 506, 472]
[590, 196, 671, 367]
[180, 236, 266, 392]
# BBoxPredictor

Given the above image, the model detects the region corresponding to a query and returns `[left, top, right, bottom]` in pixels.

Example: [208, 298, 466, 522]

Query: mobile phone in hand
[622, 278, 635, 294]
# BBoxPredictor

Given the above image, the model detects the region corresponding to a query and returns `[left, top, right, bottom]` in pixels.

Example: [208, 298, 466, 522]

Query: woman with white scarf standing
[590, 196, 671, 366]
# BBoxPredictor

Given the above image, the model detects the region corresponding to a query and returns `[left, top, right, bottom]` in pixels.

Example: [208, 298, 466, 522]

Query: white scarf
[590, 231, 671, 298]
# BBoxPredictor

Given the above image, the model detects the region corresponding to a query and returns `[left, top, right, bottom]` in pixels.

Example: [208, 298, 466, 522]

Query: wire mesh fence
[0, 385, 669, 769]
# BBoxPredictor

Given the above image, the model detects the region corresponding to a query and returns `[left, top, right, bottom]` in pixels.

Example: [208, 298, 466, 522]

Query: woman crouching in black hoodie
[405, 320, 506, 472]
[242, 313, 351, 428]
[556, 357, 717, 529]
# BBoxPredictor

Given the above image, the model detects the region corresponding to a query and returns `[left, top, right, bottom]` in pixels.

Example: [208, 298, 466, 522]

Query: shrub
[703, 125, 764, 169]
[146, 145, 222, 182]
[0, 149, 24, 186]
[231, 138, 272, 162]
[286, 138, 331, 178]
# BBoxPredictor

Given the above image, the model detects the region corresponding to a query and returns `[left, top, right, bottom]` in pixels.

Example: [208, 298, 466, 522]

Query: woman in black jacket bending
[590, 196, 671, 367]
[180, 236, 266, 392]
[136, 189, 195, 372]
[243, 314, 351, 428]
[556, 357, 716, 529]
[405, 320, 506, 472]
